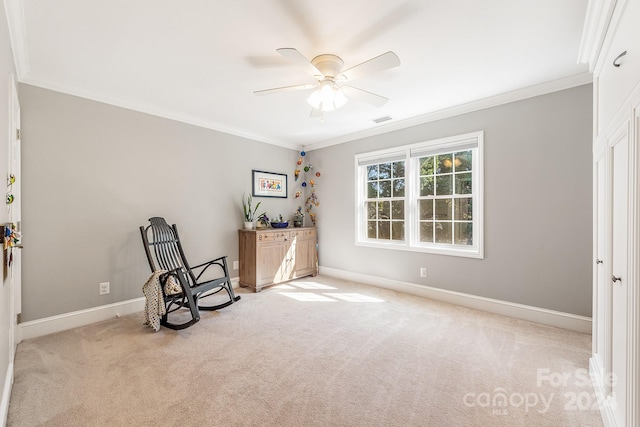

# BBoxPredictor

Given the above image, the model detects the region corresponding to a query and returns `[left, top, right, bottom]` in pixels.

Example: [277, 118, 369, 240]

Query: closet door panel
[609, 124, 629, 427]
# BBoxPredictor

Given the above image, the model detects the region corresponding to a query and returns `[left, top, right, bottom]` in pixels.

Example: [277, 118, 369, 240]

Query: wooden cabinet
[238, 227, 318, 292]
[582, 1, 640, 425]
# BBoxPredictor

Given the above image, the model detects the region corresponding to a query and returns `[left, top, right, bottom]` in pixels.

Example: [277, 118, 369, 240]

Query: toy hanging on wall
[293, 150, 321, 226]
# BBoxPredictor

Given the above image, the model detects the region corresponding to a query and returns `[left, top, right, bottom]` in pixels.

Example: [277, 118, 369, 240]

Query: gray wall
[309, 85, 593, 317]
[19, 84, 301, 322]
[19, 83, 593, 324]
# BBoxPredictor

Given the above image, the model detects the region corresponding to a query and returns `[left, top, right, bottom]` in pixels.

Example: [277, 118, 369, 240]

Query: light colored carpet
[8, 276, 602, 426]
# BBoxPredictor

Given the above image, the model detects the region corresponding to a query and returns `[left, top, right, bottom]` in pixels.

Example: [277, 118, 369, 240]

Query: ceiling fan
[254, 48, 400, 118]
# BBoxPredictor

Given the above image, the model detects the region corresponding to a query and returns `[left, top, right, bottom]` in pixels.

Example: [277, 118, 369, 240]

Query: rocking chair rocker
[140, 217, 240, 330]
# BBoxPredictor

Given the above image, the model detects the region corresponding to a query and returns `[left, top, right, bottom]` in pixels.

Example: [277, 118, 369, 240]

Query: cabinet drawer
[597, 0, 640, 133]
[290, 229, 316, 239]
[257, 231, 289, 242]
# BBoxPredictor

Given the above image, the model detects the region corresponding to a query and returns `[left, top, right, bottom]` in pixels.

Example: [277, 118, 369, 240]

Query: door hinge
[16, 128, 20, 140]
[16, 313, 22, 324]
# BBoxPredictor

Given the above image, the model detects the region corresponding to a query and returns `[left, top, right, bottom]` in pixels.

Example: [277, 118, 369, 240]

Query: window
[355, 131, 483, 258]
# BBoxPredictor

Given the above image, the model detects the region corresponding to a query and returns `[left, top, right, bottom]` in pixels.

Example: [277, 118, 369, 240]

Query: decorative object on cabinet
[238, 227, 318, 292]
[293, 206, 304, 227]
[242, 193, 264, 229]
[252, 170, 287, 198]
[256, 213, 269, 229]
[140, 217, 241, 330]
[270, 214, 288, 228]
[270, 221, 289, 228]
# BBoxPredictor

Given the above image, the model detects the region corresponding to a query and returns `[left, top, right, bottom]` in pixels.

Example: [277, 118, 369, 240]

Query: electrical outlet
[420, 267, 427, 278]
[99, 282, 110, 295]
[233, 260, 239, 270]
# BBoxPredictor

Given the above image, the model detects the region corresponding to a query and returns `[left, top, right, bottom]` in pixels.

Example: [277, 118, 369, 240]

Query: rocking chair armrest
[190, 256, 229, 282]
[190, 255, 228, 270]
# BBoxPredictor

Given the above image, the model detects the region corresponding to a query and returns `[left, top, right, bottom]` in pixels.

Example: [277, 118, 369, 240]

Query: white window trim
[354, 131, 484, 259]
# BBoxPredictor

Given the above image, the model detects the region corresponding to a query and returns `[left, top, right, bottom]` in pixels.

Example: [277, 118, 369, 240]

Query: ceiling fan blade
[341, 85, 388, 107]
[277, 48, 323, 78]
[339, 51, 400, 81]
[254, 83, 316, 96]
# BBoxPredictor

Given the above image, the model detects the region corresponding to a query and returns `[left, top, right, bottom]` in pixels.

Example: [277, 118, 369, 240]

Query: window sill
[355, 239, 484, 259]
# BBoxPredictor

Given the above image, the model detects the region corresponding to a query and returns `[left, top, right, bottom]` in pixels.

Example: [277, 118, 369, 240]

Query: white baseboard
[0, 363, 13, 427]
[590, 357, 614, 427]
[320, 266, 592, 334]
[17, 277, 241, 341]
[19, 298, 146, 342]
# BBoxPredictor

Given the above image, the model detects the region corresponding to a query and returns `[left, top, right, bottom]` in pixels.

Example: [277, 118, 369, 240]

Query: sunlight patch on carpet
[277, 291, 385, 303]
[278, 292, 337, 302]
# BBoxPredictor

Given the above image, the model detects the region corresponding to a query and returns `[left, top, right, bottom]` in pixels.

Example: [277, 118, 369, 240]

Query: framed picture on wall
[252, 170, 288, 198]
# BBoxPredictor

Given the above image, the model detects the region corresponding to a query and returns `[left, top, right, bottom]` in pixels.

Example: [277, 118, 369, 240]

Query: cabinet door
[293, 238, 316, 276]
[597, 0, 640, 134]
[609, 123, 629, 427]
[257, 241, 288, 285]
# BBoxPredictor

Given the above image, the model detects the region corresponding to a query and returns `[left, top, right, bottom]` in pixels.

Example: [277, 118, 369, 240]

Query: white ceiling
[6, 0, 591, 150]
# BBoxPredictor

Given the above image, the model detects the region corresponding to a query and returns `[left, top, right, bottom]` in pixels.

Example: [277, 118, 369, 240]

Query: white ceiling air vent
[373, 115, 392, 124]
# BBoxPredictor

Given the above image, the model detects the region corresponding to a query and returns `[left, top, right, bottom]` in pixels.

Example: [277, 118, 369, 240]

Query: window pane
[379, 180, 391, 197]
[455, 150, 472, 172]
[378, 201, 390, 219]
[436, 175, 452, 195]
[367, 202, 377, 219]
[420, 176, 434, 196]
[393, 161, 405, 178]
[420, 156, 434, 176]
[454, 222, 473, 245]
[367, 181, 379, 198]
[455, 172, 472, 194]
[379, 163, 391, 179]
[393, 178, 405, 197]
[419, 199, 433, 220]
[367, 221, 377, 238]
[392, 200, 404, 219]
[435, 222, 452, 243]
[392, 221, 404, 241]
[367, 165, 378, 180]
[435, 199, 452, 220]
[379, 221, 390, 239]
[437, 153, 453, 174]
[420, 222, 434, 242]
[454, 198, 472, 220]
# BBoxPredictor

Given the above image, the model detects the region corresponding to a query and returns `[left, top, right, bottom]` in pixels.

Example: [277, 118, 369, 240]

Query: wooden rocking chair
[140, 217, 240, 330]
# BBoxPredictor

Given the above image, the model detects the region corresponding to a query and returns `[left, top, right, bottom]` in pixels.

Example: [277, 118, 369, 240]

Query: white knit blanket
[143, 270, 166, 331]
[142, 270, 181, 331]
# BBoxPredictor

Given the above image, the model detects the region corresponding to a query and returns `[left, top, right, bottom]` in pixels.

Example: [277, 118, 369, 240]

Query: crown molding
[19, 69, 591, 155]
[577, 0, 618, 71]
[19, 74, 303, 152]
[3, 0, 29, 77]
[303, 72, 593, 152]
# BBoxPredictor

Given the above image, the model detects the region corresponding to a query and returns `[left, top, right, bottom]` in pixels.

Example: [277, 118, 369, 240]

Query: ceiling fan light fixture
[307, 80, 348, 112]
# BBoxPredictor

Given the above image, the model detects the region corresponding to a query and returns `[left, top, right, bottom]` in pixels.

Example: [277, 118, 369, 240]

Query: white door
[8, 76, 21, 356]
[609, 124, 628, 427]
[593, 151, 609, 384]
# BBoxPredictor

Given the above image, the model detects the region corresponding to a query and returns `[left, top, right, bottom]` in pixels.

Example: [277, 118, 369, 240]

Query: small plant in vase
[242, 194, 264, 229]
[293, 206, 304, 227]
[257, 213, 270, 229]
